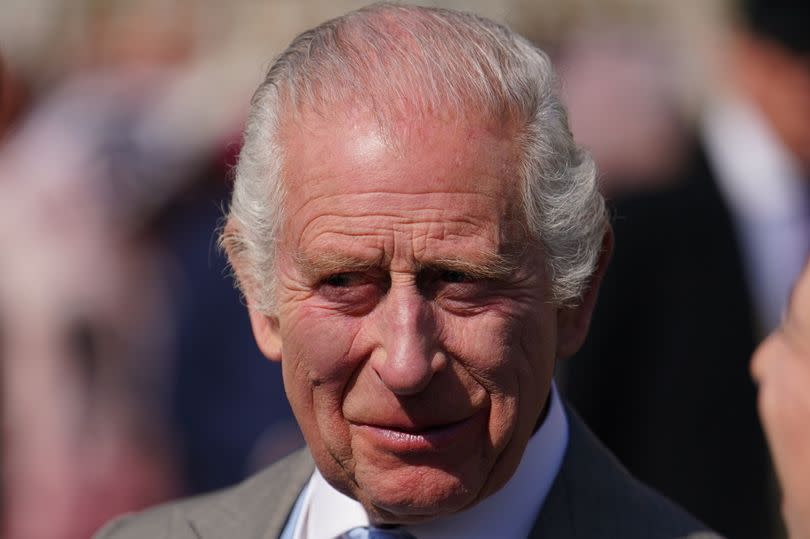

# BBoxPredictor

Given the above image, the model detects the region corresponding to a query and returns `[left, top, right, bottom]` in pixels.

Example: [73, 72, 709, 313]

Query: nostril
[374, 350, 448, 396]
[430, 350, 449, 375]
[376, 355, 432, 395]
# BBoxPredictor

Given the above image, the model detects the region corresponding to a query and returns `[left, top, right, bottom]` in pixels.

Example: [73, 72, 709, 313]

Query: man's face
[249, 107, 579, 523]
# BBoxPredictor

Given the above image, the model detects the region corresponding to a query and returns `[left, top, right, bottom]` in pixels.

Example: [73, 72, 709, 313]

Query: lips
[350, 410, 487, 453]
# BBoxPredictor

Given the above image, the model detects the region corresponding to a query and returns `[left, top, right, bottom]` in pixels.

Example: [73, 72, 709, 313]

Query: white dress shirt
[282, 382, 568, 539]
[702, 95, 810, 334]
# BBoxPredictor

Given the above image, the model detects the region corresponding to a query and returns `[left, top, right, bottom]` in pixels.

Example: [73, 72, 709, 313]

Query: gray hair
[221, 3, 607, 314]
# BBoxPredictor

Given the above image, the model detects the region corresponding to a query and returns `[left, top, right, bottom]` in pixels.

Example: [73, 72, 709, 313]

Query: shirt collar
[297, 382, 569, 539]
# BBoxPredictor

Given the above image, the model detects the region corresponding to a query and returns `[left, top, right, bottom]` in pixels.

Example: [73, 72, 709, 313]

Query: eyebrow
[293, 249, 522, 281]
[428, 254, 520, 279]
[294, 252, 382, 280]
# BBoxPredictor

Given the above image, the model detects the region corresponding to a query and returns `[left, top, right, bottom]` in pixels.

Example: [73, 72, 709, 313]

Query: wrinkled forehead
[279, 97, 520, 163]
[275, 102, 528, 247]
[266, 6, 536, 235]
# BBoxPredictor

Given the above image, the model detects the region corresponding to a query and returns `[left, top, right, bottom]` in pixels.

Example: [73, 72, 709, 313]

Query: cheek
[439, 308, 553, 447]
[442, 306, 553, 391]
[282, 306, 363, 383]
[280, 307, 366, 454]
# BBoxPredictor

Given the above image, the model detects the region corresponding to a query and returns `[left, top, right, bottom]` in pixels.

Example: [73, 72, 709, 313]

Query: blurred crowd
[0, 1, 807, 538]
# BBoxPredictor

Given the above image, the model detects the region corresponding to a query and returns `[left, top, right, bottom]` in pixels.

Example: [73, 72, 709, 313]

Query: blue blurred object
[163, 180, 302, 494]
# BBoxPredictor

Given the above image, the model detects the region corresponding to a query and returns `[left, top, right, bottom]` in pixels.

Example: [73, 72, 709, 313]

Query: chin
[351, 458, 486, 524]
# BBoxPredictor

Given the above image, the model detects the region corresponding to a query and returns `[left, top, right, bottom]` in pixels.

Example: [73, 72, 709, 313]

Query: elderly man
[96, 5, 717, 538]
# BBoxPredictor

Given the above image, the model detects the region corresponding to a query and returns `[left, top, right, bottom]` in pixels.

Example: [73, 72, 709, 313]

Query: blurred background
[1, 1, 807, 538]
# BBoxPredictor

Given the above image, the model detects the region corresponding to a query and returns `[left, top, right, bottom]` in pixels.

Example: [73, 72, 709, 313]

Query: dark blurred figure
[158, 154, 303, 495]
[562, 0, 810, 538]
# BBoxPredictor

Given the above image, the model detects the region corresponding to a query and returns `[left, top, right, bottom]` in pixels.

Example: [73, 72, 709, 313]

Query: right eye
[323, 273, 358, 288]
[316, 272, 386, 312]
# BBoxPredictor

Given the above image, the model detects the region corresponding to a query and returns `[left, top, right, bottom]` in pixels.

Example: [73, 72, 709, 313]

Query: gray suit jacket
[95, 408, 722, 538]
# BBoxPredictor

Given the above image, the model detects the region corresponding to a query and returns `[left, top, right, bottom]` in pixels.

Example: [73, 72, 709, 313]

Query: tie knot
[337, 525, 416, 539]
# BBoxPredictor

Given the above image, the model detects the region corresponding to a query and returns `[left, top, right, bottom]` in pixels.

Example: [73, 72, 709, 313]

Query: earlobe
[248, 307, 283, 362]
[556, 227, 614, 359]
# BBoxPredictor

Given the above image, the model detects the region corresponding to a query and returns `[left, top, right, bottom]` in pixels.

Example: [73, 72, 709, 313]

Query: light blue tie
[336, 525, 416, 539]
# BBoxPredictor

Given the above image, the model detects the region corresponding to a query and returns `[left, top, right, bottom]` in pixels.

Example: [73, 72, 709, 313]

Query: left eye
[440, 270, 472, 284]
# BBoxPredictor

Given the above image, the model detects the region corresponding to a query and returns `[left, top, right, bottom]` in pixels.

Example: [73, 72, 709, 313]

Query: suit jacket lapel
[529, 406, 593, 538]
[529, 406, 715, 539]
[529, 405, 666, 538]
[187, 448, 314, 539]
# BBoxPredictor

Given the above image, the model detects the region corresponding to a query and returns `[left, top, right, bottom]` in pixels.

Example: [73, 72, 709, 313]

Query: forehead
[277, 106, 526, 266]
[283, 103, 518, 179]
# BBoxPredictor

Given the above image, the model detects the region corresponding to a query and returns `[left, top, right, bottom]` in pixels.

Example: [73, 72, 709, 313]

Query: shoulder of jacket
[92, 448, 313, 539]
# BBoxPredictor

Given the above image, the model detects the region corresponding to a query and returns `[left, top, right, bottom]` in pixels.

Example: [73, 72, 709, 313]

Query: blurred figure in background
[158, 148, 303, 496]
[557, 26, 690, 196]
[0, 70, 185, 539]
[562, 0, 810, 537]
[0, 3, 301, 537]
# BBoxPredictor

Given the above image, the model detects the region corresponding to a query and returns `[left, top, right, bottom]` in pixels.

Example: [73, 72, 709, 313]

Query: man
[96, 5, 718, 538]
[562, 0, 810, 536]
[753, 260, 810, 539]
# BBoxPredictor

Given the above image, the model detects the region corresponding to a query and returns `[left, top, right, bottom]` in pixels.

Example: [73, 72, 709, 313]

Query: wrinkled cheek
[509, 335, 553, 439]
[280, 309, 364, 463]
[479, 337, 550, 499]
[484, 400, 517, 466]
[475, 326, 544, 453]
[445, 340, 522, 454]
[282, 307, 362, 384]
[280, 351, 358, 476]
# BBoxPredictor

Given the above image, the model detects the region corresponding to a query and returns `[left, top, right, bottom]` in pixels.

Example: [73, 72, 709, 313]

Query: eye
[429, 268, 489, 312]
[440, 270, 473, 284]
[323, 273, 357, 288]
[316, 272, 387, 312]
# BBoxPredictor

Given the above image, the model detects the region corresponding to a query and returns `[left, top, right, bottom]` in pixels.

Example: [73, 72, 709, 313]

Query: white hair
[221, 3, 607, 314]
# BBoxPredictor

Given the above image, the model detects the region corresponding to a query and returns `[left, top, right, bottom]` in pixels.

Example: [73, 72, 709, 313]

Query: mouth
[350, 410, 486, 453]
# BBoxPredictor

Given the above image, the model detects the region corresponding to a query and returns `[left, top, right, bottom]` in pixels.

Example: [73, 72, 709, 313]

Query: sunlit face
[246, 106, 588, 524]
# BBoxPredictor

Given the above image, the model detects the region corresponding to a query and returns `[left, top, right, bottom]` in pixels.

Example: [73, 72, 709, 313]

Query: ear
[247, 306, 283, 362]
[555, 226, 614, 359]
[221, 218, 283, 362]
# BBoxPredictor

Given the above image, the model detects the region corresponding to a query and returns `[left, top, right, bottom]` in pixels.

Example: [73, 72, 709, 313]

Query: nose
[371, 279, 447, 395]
